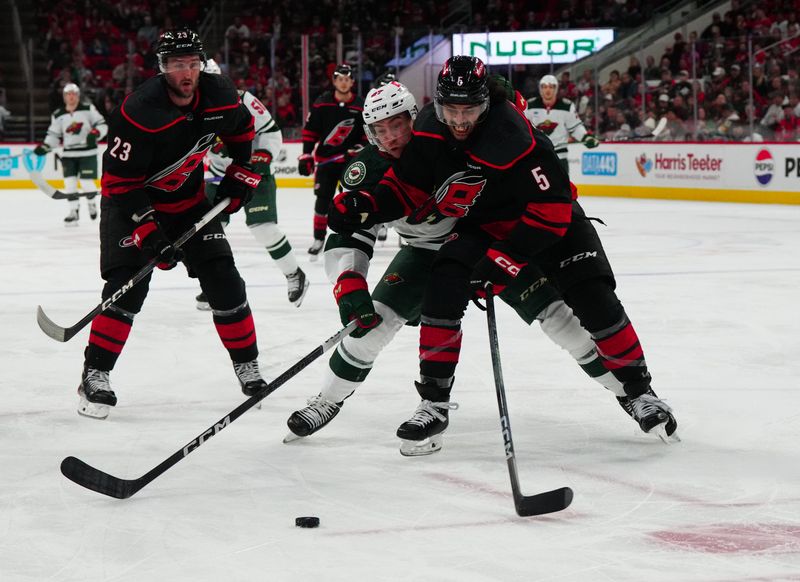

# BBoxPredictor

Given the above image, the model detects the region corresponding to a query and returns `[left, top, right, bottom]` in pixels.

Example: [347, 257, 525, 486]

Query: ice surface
[1, 188, 799, 581]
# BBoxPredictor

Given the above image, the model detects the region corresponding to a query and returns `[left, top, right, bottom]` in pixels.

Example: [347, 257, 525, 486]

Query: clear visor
[364, 114, 413, 154]
[434, 101, 488, 128]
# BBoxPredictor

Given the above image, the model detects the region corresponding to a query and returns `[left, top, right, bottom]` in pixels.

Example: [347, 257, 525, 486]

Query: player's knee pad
[193, 256, 246, 309]
[537, 300, 597, 363]
[63, 175, 79, 194]
[561, 277, 623, 333]
[103, 267, 149, 314]
[248, 222, 284, 248]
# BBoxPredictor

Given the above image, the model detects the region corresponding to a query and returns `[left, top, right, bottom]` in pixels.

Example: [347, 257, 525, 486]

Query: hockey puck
[295, 516, 320, 528]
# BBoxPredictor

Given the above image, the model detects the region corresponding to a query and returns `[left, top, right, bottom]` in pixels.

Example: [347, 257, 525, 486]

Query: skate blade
[64, 222, 79, 228]
[647, 422, 681, 444]
[77, 397, 110, 420]
[399, 435, 443, 457]
[196, 301, 211, 311]
[308, 254, 320, 263]
[290, 280, 311, 308]
[283, 432, 304, 444]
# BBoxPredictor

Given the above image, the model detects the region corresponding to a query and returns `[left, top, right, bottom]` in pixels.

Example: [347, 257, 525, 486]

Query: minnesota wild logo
[66, 121, 84, 134]
[536, 119, 558, 135]
[383, 272, 403, 285]
[343, 161, 366, 186]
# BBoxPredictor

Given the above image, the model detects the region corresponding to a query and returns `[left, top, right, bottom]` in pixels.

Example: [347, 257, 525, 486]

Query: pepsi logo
[754, 149, 774, 185]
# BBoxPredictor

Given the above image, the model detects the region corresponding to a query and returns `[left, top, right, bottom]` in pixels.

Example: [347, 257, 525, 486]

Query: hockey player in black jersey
[76, 29, 268, 419]
[330, 56, 678, 443]
[298, 63, 367, 257]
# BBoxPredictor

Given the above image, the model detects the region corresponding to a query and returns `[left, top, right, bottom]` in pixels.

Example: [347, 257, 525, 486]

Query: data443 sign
[452, 30, 614, 65]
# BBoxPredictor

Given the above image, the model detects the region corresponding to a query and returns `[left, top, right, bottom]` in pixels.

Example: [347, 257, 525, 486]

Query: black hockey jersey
[372, 101, 575, 262]
[301, 91, 366, 164]
[101, 73, 254, 215]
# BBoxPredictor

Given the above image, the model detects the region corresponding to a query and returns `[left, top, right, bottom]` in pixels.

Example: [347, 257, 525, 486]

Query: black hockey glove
[328, 190, 379, 234]
[333, 271, 382, 338]
[132, 211, 184, 270]
[33, 144, 50, 157]
[215, 162, 261, 214]
[87, 129, 100, 149]
[298, 154, 315, 176]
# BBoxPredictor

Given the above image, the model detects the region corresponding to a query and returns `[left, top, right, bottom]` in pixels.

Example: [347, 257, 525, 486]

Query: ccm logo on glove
[487, 248, 526, 277]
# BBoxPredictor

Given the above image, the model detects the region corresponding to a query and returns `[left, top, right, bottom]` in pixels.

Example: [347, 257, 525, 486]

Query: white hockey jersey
[524, 97, 587, 159]
[43, 103, 107, 158]
[207, 90, 281, 177]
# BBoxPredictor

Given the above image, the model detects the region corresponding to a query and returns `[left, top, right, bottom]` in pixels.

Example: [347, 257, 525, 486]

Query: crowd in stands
[32, 0, 800, 142]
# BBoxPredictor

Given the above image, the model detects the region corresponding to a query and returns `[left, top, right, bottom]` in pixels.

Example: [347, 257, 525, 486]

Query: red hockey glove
[298, 153, 315, 176]
[214, 162, 261, 213]
[333, 271, 382, 338]
[470, 246, 527, 290]
[329, 190, 378, 234]
[132, 211, 184, 270]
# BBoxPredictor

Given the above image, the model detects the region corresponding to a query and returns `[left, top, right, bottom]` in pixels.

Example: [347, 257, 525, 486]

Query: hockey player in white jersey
[284, 80, 641, 456]
[34, 83, 107, 225]
[199, 60, 309, 308]
[525, 74, 599, 175]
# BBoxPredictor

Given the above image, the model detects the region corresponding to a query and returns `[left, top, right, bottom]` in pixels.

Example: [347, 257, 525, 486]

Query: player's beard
[166, 75, 198, 101]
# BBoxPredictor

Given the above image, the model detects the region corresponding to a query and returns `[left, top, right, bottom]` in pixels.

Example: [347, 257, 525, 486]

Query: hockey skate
[307, 239, 324, 261]
[195, 292, 211, 311]
[618, 388, 679, 443]
[397, 381, 459, 456]
[77, 367, 117, 420]
[286, 268, 310, 307]
[377, 224, 388, 243]
[87, 199, 98, 220]
[64, 207, 79, 226]
[284, 393, 343, 442]
[233, 359, 268, 397]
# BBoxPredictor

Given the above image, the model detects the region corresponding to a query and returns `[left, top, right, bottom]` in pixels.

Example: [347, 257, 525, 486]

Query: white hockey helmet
[539, 74, 558, 89]
[63, 83, 80, 95]
[204, 58, 221, 75]
[362, 81, 418, 148]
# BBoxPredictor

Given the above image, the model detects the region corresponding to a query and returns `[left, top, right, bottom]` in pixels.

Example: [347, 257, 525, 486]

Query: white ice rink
[1, 187, 799, 581]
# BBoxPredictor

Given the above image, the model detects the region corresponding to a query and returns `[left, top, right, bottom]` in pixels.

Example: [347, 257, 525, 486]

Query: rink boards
[2, 141, 798, 204]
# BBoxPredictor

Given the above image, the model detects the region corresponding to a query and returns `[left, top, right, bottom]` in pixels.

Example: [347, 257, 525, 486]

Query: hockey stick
[36, 198, 231, 342]
[29, 170, 98, 200]
[485, 285, 574, 517]
[60, 320, 358, 499]
[0, 151, 30, 161]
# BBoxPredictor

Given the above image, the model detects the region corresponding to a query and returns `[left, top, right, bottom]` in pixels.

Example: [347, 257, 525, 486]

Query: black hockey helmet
[333, 63, 354, 79]
[435, 56, 490, 125]
[156, 28, 206, 71]
[373, 71, 397, 88]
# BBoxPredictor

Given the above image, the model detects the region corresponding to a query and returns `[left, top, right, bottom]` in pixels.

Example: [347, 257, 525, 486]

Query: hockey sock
[312, 212, 327, 240]
[592, 314, 650, 397]
[213, 300, 258, 363]
[249, 222, 298, 276]
[85, 306, 134, 371]
[419, 316, 462, 380]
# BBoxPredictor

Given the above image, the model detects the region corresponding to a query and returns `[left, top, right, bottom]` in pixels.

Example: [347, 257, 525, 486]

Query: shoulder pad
[313, 91, 334, 106]
[411, 104, 446, 139]
[198, 73, 239, 108]
[119, 76, 185, 133]
[465, 102, 535, 170]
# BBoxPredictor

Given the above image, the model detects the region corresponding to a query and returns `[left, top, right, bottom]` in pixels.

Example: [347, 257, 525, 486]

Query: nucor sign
[452, 29, 615, 64]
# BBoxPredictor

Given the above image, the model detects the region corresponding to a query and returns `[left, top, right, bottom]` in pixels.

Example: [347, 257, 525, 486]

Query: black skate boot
[233, 359, 268, 397]
[396, 378, 458, 456]
[195, 292, 211, 311]
[617, 388, 678, 443]
[307, 239, 324, 261]
[77, 367, 117, 420]
[87, 199, 98, 220]
[64, 207, 79, 226]
[377, 224, 388, 242]
[284, 394, 343, 442]
[286, 267, 310, 307]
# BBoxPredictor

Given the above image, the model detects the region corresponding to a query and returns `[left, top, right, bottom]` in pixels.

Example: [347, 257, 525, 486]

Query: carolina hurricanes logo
[146, 133, 216, 192]
[536, 119, 559, 135]
[324, 118, 356, 147]
[434, 171, 487, 218]
[66, 121, 84, 135]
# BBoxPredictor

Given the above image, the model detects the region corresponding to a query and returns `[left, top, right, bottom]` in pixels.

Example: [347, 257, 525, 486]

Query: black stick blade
[60, 456, 140, 499]
[516, 486, 574, 517]
[36, 306, 68, 342]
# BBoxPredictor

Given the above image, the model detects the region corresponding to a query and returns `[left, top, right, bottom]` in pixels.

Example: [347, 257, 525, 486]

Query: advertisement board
[451, 29, 615, 65]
